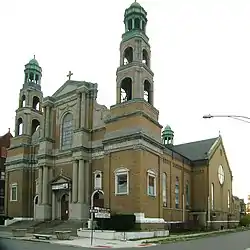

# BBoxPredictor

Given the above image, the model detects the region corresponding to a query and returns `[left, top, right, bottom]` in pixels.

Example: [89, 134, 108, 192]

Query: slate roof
[172, 137, 219, 161]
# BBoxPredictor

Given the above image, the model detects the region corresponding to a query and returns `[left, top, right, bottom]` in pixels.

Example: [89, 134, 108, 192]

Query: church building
[5, 1, 238, 229]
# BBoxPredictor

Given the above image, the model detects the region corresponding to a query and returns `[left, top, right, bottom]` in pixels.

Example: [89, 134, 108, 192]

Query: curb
[0, 235, 155, 249]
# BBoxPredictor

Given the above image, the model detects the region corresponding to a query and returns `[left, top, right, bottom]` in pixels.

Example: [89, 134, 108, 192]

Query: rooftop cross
[67, 71, 73, 80]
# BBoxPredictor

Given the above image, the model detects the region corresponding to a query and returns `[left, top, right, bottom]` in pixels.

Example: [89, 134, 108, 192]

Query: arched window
[175, 177, 179, 209]
[211, 183, 215, 210]
[94, 171, 102, 190]
[115, 168, 129, 195]
[162, 173, 167, 207]
[61, 113, 73, 147]
[120, 77, 132, 102]
[147, 170, 156, 197]
[186, 181, 190, 208]
[17, 118, 23, 136]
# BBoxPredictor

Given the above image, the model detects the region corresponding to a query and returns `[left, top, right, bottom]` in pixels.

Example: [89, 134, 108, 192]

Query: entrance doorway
[93, 192, 104, 208]
[61, 194, 69, 220]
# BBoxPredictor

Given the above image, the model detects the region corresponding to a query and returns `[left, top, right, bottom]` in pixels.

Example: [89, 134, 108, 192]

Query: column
[85, 95, 89, 129]
[45, 106, 50, 138]
[42, 166, 48, 204]
[72, 160, 78, 203]
[84, 161, 90, 204]
[76, 92, 81, 129]
[80, 92, 86, 128]
[26, 113, 31, 135]
[48, 168, 53, 204]
[78, 159, 84, 203]
[42, 105, 46, 138]
[116, 87, 121, 104]
[38, 167, 43, 204]
[52, 192, 56, 220]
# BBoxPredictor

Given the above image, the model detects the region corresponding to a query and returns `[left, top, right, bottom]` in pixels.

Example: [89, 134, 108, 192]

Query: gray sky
[1, 0, 249, 201]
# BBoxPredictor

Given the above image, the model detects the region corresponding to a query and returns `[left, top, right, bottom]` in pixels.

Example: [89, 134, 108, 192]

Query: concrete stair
[0, 219, 84, 236]
[0, 220, 44, 233]
[34, 220, 84, 236]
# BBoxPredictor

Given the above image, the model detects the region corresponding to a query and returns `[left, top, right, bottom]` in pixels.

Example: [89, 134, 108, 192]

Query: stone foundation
[135, 223, 165, 230]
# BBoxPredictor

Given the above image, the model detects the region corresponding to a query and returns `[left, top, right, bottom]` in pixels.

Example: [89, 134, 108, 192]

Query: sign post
[90, 189, 104, 246]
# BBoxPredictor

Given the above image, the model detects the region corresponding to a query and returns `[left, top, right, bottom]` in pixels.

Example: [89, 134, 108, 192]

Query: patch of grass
[144, 227, 250, 244]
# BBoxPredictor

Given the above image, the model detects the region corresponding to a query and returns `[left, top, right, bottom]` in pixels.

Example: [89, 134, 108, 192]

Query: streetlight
[203, 114, 250, 124]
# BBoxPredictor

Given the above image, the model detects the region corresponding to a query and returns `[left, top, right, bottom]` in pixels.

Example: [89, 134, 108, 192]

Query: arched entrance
[61, 194, 69, 220]
[33, 195, 39, 219]
[93, 192, 104, 208]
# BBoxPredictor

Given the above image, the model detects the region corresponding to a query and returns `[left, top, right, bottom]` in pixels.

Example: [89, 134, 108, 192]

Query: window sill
[147, 194, 156, 197]
[115, 192, 129, 196]
[10, 200, 17, 202]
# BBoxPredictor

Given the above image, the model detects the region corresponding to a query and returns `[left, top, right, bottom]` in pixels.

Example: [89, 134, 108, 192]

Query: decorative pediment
[51, 174, 71, 191]
[52, 80, 84, 98]
[51, 174, 71, 185]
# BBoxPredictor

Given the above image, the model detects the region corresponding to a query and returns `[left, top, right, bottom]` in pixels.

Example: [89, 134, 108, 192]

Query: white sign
[95, 212, 111, 219]
[52, 183, 69, 190]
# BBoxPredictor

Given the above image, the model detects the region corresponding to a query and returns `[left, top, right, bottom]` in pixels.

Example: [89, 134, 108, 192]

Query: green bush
[96, 214, 136, 231]
[239, 215, 250, 227]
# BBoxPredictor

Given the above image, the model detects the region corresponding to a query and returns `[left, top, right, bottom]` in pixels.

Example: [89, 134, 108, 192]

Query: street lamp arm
[203, 114, 250, 120]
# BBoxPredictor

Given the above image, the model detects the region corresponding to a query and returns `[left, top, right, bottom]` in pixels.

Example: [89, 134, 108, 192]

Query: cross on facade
[67, 71, 73, 80]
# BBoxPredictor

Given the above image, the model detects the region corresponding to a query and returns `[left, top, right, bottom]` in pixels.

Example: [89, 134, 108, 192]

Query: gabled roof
[50, 173, 71, 184]
[172, 137, 219, 161]
[0, 129, 13, 148]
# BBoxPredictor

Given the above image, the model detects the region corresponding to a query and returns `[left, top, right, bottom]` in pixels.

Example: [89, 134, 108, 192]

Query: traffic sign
[89, 209, 98, 213]
[95, 212, 111, 219]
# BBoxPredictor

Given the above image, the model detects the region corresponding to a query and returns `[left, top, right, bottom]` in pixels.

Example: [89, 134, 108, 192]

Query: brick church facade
[5, 1, 239, 229]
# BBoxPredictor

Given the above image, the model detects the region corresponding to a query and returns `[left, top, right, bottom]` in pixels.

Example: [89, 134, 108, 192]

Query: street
[0, 230, 250, 250]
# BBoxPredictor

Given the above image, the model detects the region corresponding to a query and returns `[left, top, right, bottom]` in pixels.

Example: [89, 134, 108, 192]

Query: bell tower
[103, 2, 163, 217]
[5, 56, 44, 219]
[116, 1, 154, 105]
[15, 56, 43, 137]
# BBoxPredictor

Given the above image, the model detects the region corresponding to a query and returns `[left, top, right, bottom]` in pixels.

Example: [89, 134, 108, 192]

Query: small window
[186, 181, 190, 209]
[175, 177, 179, 209]
[0, 188, 4, 196]
[115, 168, 129, 195]
[61, 113, 73, 147]
[211, 183, 215, 210]
[0, 172, 5, 180]
[147, 170, 156, 197]
[10, 184, 17, 201]
[94, 171, 102, 190]
[162, 173, 167, 207]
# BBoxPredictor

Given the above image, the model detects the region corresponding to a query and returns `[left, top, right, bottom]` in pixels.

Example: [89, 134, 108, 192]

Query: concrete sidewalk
[0, 231, 156, 248]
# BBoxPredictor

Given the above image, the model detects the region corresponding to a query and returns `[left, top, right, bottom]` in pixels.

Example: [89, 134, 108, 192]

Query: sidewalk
[0, 231, 156, 248]
[143, 228, 239, 243]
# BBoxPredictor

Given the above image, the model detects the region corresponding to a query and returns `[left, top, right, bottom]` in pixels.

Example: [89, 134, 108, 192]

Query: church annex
[5, 2, 238, 229]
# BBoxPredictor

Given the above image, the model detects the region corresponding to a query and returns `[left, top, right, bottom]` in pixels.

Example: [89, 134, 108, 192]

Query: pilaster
[38, 167, 43, 204]
[78, 159, 84, 203]
[72, 160, 78, 203]
[42, 166, 48, 204]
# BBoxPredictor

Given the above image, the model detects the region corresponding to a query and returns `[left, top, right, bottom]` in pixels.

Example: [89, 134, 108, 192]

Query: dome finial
[34, 55, 36, 59]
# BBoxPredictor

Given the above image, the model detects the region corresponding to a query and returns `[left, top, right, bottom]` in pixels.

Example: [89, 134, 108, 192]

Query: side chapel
[5, 1, 238, 229]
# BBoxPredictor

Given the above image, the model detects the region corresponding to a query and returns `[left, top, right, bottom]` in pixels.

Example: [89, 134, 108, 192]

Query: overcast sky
[1, 0, 250, 201]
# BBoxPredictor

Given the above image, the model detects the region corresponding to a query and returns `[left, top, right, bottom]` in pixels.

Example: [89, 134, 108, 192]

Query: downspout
[158, 155, 161, 218]
[206, 160, 210, 225]
[182, 159, 185, 222]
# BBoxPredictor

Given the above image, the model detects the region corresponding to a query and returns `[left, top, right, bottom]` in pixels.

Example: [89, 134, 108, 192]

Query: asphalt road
[0, 230, 250, 250]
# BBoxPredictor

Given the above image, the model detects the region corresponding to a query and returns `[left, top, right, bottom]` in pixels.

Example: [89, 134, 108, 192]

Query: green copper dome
[28, 58, 39, 66]
[162, 125, 174, 145]
[130, 1, 141, 8]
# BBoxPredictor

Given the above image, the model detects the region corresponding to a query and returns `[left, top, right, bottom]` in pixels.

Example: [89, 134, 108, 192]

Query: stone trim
[103, 131, 164, 152]
[105, 110, 162, 129]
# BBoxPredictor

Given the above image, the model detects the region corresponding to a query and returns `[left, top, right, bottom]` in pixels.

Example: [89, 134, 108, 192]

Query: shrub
[96, 214, 136, 231]
[239, 215, 250, 227]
